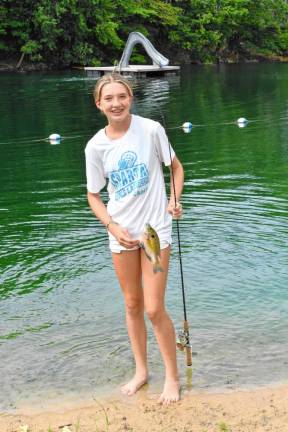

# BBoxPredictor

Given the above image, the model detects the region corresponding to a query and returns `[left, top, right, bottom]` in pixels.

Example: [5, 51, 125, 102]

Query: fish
[140, 223, 163, 273]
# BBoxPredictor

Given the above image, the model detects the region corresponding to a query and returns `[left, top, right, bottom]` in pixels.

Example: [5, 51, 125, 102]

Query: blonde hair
[94, 73, 133, 102]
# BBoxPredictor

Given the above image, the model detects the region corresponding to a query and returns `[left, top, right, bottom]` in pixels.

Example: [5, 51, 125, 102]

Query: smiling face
[96, 82, 133, 125]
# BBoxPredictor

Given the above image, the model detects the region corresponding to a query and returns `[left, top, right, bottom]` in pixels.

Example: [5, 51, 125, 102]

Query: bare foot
[121, 373, 148, 396]
[158, 379, 180, 405]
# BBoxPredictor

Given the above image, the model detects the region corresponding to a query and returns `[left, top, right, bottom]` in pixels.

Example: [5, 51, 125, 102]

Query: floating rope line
[0, 133, 93, 147]
[165, 115, 288, 132]
[2, 111, 286, 147]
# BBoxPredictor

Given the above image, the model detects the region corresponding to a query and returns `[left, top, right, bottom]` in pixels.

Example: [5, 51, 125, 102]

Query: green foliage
[0, 0, 287, 67]
[0, 4, 8, 51]
[171, 0, 288, 62]
[218, 421, 230, 431]
[21, 40, 42, 61]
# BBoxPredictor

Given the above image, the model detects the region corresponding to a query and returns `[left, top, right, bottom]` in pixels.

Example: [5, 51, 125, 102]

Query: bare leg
[112, 249, 148, 395]
[141, 246, 180, 404]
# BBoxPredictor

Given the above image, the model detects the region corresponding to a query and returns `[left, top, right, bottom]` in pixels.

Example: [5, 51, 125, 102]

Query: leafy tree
[0, 0, 287, 68]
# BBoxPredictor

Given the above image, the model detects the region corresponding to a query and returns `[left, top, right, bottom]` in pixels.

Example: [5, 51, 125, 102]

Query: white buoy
[182, 122, 193, 133]
[49, 133, 61, 144]
[237, 118, 248, 128]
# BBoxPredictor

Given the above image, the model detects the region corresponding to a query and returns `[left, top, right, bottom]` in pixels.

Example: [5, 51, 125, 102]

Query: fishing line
[152, 79, 192, 367]
[167, 128, 188, 323]
[157, 110, 186, 274]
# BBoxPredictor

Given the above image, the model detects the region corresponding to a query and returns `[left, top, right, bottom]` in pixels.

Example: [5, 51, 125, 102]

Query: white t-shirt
[85, 114, 175, 244]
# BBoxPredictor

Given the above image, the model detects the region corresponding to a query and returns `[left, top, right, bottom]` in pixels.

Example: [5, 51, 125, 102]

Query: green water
[0, 65, 288, 411]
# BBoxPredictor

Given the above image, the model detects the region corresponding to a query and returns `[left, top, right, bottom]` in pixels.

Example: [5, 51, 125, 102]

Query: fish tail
[153, 263, 163, 273]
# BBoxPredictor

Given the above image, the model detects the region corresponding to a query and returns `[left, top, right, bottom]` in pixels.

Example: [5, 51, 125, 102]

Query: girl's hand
[167, 201, 183, 219]
[108, 222, 140, 249]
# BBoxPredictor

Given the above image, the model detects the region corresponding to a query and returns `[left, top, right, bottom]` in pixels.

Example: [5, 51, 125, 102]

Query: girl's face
[96, 82, 132, 124]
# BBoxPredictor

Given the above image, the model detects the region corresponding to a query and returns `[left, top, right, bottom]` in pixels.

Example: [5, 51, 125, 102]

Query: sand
[1, 384, 288, 432]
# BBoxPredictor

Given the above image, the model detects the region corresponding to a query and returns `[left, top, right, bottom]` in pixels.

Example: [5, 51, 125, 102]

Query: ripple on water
[1, 66, 288, 410]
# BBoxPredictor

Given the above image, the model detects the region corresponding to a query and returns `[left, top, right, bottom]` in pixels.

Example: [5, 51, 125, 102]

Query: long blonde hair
[94, 73, 133, 102]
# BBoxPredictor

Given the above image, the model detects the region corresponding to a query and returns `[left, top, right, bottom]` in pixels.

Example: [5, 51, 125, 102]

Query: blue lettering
[132, 166, 140, 180]
[140, 164, 148, 179]
[126, 184, 134, 194]
[120, 170, 128, 186]
[110, 155, 149, 201]
[110, 172, 121, 188]
[126, 168, 134, 183]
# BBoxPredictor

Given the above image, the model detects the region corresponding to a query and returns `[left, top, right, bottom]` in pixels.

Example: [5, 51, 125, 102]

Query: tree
[0, 0, 287, 68]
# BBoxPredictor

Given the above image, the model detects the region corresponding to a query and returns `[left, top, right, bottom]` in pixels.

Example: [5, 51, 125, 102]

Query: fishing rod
[158, 107, 192, 368]
[167, 121, 192, 367]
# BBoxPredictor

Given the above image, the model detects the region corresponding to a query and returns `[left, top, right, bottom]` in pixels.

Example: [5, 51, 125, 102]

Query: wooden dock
[84, 65, 180, 78]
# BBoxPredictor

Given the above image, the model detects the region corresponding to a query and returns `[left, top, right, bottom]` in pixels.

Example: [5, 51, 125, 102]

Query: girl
[85, 73, 184, 404]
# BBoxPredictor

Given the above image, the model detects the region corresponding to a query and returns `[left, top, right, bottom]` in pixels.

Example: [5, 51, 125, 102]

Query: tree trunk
[16, 52, 25, 69]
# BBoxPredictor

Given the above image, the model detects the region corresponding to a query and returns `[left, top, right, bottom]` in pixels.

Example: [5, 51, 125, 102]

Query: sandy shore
[1, 384, 288, 432]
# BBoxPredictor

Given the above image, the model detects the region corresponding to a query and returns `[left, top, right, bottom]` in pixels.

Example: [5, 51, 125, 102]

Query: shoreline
[1, 382, 288, 432]
[1, 56, 288, 73]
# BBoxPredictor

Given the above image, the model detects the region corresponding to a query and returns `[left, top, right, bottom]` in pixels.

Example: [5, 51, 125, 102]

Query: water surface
[0, 64, 288, 411]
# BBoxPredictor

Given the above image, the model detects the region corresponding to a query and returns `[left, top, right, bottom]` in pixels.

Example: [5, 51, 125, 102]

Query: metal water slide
[119, 32, 169, 69]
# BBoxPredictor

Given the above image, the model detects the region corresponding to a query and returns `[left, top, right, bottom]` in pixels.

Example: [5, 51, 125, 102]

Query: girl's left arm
[167, 156, 184, 219]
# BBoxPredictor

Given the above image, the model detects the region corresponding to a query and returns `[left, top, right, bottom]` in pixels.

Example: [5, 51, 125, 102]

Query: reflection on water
[0, 65, 288, 411]
[132, 75, 181, 124]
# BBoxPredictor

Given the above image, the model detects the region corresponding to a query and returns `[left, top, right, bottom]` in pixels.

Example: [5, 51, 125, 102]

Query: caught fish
[141, 223, 163, 273]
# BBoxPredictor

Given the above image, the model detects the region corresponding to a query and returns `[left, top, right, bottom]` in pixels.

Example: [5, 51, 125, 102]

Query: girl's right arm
[87, 192, 139, 249]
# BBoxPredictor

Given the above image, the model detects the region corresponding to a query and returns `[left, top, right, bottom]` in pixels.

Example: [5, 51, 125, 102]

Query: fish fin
[143, 248, 152, 262]
[153, 263, 163, 274]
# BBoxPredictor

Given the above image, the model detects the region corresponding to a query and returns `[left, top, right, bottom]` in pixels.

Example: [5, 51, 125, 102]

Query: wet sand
[1, 384, 288, 432]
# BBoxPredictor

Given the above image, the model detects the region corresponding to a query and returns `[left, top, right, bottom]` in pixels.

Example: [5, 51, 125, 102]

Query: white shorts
[109, 228, 172, 254]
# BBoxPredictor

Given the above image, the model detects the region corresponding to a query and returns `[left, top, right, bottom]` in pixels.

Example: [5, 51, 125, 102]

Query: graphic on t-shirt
[109, 151, 149, 200]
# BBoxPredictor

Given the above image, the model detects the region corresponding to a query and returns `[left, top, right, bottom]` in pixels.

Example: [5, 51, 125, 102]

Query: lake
[0, 64, 288, 411]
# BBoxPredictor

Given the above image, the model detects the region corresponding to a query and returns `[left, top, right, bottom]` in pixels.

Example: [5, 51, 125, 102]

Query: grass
[218, 421, 230, 431]
[93, 398, 110, 432]
[16, 415, 231, 432]
[17, 410, 110, 432]
[75, 418, 81, 432]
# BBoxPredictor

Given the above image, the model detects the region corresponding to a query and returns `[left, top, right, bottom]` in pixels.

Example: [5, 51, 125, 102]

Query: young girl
[85, 73, 184, 404]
